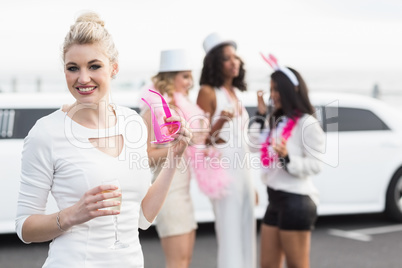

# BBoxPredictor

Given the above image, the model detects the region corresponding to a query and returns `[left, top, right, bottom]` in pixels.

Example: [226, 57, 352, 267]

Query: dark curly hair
[199, 44, 247, 91]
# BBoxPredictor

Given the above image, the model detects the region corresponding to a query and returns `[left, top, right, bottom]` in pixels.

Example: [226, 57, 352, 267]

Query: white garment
[141, 88, 198, 238]
[211, 87, 256, 268]
[249, 114, 325, 205]
[151, 157, 197, 238]
[15, 106, 153, 268]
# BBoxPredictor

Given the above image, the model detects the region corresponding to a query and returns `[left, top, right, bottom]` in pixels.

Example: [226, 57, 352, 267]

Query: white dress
[211, 87, 256, 268]
[15, 106, 153, 268]
[151, 158, 197, 238]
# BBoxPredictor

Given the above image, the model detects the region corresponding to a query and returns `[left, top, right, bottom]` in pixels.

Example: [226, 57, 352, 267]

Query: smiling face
[64, 43, 118, 105]
[270, 79, 282, 110]
[173, 71, 193, 94]
[221, 45, 240, 79]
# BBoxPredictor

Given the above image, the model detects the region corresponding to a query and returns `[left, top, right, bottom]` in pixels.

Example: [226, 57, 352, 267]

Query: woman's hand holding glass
[220, 106, 235, 122]
[189, 118, 209, 147]
[55, 183, 121, 237]
[62, 180, 128, 249]
[257, 90, 268, 115]
[272, 137, 288, 158]
[62, 184, 121, 229]
[101, 179, 128, 249]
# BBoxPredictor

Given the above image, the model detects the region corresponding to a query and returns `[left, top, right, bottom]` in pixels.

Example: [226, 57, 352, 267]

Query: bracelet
[56, 211, 67, 232]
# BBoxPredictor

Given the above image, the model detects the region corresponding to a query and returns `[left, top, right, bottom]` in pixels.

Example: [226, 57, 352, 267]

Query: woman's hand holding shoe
[165, 116, 192, 158]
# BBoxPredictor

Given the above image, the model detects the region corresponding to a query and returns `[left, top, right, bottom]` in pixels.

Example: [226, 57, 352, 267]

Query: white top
[213, 87, 249, 144]
[249, 114, 325, 205]
[15, 106, 153, 268]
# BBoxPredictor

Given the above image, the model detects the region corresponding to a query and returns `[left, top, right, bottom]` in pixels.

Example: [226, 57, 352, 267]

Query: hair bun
[63, 11, 118, 64]
[76, 12, 105, 27]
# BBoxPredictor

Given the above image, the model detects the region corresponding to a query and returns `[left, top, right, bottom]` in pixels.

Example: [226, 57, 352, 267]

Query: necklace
[260, 116, 299, 167]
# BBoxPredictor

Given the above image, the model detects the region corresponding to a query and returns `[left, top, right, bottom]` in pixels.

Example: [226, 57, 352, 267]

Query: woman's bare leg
[160, 230, 196, 268]
[279, 230, 311, 268]
[260, 224, 285, 268]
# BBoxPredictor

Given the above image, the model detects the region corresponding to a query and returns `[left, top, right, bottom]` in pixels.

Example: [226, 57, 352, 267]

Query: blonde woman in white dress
[140, 49, 198, 268]
[15, 12, 191, 268]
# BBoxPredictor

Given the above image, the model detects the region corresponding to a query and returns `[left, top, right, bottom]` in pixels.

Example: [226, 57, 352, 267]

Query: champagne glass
[101, 179, 129, 249]
[223, 104, 236, 119]
[223, 105, 235, 114]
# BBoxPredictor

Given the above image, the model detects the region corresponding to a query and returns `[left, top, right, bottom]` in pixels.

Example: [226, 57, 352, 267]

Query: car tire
[385, 168, 402, 222]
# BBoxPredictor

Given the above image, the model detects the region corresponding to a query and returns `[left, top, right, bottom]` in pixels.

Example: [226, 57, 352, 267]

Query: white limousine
[1, 90, 402, 234]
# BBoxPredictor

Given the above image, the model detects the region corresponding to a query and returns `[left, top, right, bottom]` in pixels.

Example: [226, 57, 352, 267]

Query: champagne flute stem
[113, 215, 119, 242]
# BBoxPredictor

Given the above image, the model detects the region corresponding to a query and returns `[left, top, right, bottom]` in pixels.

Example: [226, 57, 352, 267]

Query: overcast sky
[1, 0, 401, 92]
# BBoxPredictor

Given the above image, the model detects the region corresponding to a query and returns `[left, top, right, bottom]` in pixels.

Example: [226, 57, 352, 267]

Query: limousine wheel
[385, 168, 402, 222]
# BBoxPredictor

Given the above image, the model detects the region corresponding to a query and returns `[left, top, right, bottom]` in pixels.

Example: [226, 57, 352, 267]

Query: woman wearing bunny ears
[250, 54, 325, 268]
[197, 32, 256, 268]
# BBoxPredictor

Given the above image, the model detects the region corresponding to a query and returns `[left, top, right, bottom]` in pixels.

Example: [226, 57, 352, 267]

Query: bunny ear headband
[260, 53, 299, 87]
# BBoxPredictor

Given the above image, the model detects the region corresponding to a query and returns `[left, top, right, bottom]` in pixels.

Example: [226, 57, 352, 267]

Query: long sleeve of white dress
[16, 118, 53, 243]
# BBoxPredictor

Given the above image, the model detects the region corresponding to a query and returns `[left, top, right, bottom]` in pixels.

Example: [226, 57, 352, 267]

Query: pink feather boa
[173, 92, 231, 199]
[261, 116, 299, 167]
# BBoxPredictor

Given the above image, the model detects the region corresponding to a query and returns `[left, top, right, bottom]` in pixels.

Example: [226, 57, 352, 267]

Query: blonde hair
[62, 12, 118, 64]
[152, 72, 178, 99]
[152, 72, 194, 99]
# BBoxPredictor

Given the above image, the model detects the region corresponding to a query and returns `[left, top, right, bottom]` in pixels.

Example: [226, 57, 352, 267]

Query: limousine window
[0, 109, 15, 138]
[0, 109, 57, 139]
[245, 106, 257, 118]
[325, 107, 390, 132]
[313, 106, 324, 130]
[0, 107, 141, 139]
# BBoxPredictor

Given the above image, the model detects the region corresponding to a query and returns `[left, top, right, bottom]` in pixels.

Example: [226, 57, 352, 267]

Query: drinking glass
[101, 179, 129, 249]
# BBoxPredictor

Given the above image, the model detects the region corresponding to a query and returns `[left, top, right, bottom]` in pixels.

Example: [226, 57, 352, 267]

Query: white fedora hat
[203, 32, 237, 54]
[158, 49, 192, 73]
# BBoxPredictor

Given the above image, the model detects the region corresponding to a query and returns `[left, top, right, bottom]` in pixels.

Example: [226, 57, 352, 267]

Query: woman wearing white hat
[197, 33, 257, 268]
[140, 49, 204, 268]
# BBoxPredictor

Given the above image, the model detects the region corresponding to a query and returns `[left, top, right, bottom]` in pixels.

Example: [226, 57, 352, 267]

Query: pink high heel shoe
[141, 89, 181, 144]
